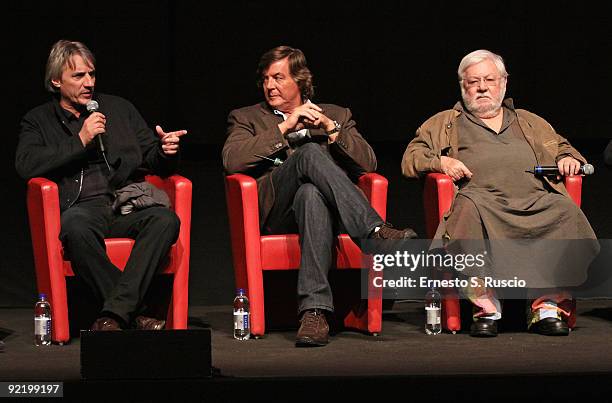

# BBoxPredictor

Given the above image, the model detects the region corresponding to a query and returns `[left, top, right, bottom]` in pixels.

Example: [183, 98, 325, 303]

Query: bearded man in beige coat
[402, 49, 599, 337]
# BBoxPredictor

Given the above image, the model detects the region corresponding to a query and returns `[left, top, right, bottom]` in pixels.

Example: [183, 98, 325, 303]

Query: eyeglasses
[463, 76, 502, 89]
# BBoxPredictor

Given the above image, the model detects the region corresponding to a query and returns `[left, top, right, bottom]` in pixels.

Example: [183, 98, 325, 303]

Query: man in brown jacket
[223, 46, 415, 347]
[402, 49, 598, 337]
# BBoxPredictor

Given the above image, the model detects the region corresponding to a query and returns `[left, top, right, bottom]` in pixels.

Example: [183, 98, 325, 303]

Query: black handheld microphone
[86, 100, 105, 153]
[532, 164, 594, 176]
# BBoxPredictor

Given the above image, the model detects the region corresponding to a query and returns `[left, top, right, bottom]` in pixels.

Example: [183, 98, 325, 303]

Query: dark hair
[256, 46, 314, 100]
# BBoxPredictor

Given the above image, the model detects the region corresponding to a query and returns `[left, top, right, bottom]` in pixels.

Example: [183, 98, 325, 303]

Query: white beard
[461, 84, 506, 118]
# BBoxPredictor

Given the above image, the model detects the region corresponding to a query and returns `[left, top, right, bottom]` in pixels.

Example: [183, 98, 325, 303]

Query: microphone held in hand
[86, 100, 105, 153]
[85, 99, 99, 113]
[532, 164, 594, 176]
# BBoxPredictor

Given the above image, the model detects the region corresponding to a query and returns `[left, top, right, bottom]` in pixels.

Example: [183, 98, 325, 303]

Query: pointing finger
[166, 130, 188, 138]
[156, 125, 188, 139]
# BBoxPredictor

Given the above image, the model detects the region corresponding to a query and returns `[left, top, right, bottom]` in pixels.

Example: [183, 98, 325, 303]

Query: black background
[3, 0, 612, 307]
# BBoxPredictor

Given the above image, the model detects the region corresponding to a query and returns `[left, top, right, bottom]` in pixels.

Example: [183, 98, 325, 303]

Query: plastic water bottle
[34, 293, 52, 346]
[425, 288, 441, 335]
[233, 288, 250, 340]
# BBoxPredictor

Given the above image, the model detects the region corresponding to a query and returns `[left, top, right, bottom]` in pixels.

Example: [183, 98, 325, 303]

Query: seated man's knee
[294, 183, 325, 207]
[293, 142, 324, 161]
[60, 208, 99, 240]
[146, 207, 181, 238]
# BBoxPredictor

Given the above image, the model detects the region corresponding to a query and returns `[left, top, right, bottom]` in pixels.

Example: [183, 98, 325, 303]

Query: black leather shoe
[295, 309, 329, 347]
[470, 318, 498, 337]
[133, 316, 166, 330]
[91, 317, 122, 331]
[530, 317, 569, 336]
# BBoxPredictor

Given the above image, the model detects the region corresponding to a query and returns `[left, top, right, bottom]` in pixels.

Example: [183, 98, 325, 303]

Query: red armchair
[224, 173, 388, 337]
[26, 174, 192, 344]
[423, 173, 582, 333]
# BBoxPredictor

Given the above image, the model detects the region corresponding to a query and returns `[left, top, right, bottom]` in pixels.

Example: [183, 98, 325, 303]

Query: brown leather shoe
[91, 317, 122, 331]
[133, 316, 166, 330]
[295, 309, 329, 347]
[370, 223, 418, 240]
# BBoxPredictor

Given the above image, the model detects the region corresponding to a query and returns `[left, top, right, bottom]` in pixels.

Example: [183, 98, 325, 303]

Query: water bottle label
[233, 311, 249, 330]
[425, 307, 441, 325]
[35, 317, 50, 336]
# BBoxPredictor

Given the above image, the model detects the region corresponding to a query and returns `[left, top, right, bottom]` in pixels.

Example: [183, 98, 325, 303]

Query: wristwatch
[326, 120, 341, 136]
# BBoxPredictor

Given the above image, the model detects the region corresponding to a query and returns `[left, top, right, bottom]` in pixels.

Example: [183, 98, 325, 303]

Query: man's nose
[265, 78, 275, 90]
[84, 74, 95, 87]
[476, 83, 490, 93]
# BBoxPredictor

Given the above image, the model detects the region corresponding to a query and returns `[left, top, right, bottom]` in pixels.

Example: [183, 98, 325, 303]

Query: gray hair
[457, 49, 508, 82]
[45, 40, 95, 93]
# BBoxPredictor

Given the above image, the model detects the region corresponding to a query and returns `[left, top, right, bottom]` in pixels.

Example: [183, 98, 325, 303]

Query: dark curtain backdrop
[3, 0, 611, 307]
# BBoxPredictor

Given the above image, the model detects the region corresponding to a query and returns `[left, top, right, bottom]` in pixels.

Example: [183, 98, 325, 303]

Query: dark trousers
[263, 143, 383, 314]
[59, 199, 180, 324]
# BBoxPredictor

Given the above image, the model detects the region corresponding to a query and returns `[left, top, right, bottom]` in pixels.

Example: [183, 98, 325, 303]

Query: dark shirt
[456, 101, 546, 201]
[60, 107, 113, 204]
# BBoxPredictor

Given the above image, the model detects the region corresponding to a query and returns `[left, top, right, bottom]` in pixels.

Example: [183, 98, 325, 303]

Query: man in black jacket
[16, 40, 187, 331]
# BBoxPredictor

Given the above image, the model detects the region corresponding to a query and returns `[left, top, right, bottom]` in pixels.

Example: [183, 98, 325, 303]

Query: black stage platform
[2, 300, 612, 402]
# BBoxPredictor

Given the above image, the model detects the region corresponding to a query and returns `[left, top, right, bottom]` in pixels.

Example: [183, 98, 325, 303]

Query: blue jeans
[263, 143, 383, 314]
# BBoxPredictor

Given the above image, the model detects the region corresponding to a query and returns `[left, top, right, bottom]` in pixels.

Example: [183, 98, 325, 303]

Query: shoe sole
[531, 328, 570, 336]
[469, 332, 497, 338]
[295, 338, 329, 347]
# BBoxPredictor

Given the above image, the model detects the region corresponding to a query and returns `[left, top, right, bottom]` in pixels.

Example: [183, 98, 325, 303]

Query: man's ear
[51, 79, 61, 88]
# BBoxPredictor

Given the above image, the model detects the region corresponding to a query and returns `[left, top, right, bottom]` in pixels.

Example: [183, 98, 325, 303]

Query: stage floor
[2, 299, 612, 401]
